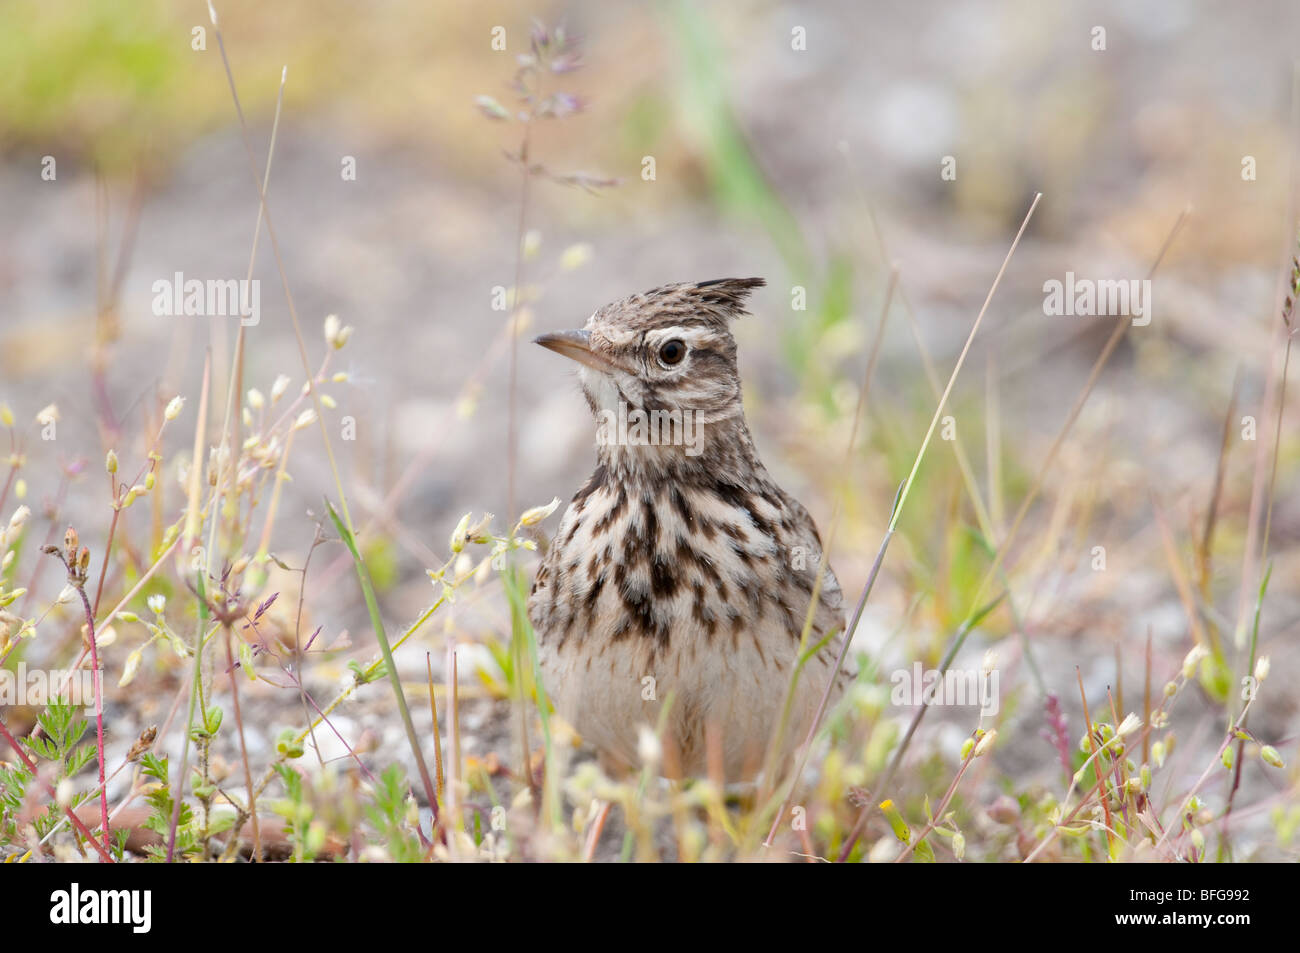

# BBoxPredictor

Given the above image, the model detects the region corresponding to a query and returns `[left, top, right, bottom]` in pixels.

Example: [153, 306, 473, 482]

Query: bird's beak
[533, 329, 616, 373]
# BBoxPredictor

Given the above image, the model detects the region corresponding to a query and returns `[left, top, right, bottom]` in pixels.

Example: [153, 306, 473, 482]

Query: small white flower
[164, 396, 185, 421]
[324, 314, 353, 349]
[148, 594, 167, 615]
[270, 375, 291, 403]
[1115, 712, 1143, 739]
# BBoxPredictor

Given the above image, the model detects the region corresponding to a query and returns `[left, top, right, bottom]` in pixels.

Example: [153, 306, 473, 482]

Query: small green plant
[139, 753, 198, 862]
[272, 764, 324, 863]
[0, 702, 98, 851]
[363, 765, 424, 863]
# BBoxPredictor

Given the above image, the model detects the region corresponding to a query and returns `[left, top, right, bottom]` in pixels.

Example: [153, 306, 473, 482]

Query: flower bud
[518, 497, 560, 527]
[7, 505, 30, 536]
[1254, 656, 1270, 682]
[1181, 644, 1209, 680]
[879, 799, 911, 842]
[559, 243, 592, 271]
[324, 314, 353, 349]
[986, 795, 1020, 824]
[637, 725, 662, 767]
[449, 513, 472, 554]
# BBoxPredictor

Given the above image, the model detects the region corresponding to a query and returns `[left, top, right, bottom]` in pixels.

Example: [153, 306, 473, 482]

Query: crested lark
[529, 278, 853, 781]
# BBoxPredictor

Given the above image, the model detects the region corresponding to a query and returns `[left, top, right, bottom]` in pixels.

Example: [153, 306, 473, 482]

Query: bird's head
[534, 277, 764, 426]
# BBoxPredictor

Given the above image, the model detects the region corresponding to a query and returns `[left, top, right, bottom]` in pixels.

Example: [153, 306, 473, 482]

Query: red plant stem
[0, 716, 114, 862]
[92, 494, 121, 619]
[0, 466, 16, 515]
[75, 584, 111, 852]
[1077, 668, 1114, 855]
[893, 750, 975, 862]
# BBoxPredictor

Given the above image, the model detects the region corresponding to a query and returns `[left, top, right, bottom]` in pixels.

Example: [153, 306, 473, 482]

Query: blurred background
[1, 0, 1297, 860]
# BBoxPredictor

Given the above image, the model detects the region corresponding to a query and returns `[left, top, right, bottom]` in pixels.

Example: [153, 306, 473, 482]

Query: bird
[528, 277, 854, 783]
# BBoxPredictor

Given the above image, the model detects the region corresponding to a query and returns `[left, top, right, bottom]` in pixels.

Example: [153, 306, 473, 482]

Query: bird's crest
[595, 277, 766, 330]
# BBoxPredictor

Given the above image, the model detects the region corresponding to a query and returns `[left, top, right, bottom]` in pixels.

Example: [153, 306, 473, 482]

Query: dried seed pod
[126, 725, 158, 762]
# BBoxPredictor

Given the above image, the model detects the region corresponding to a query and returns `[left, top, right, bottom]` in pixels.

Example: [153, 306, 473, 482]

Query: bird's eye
[658, 339, 687, 366]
